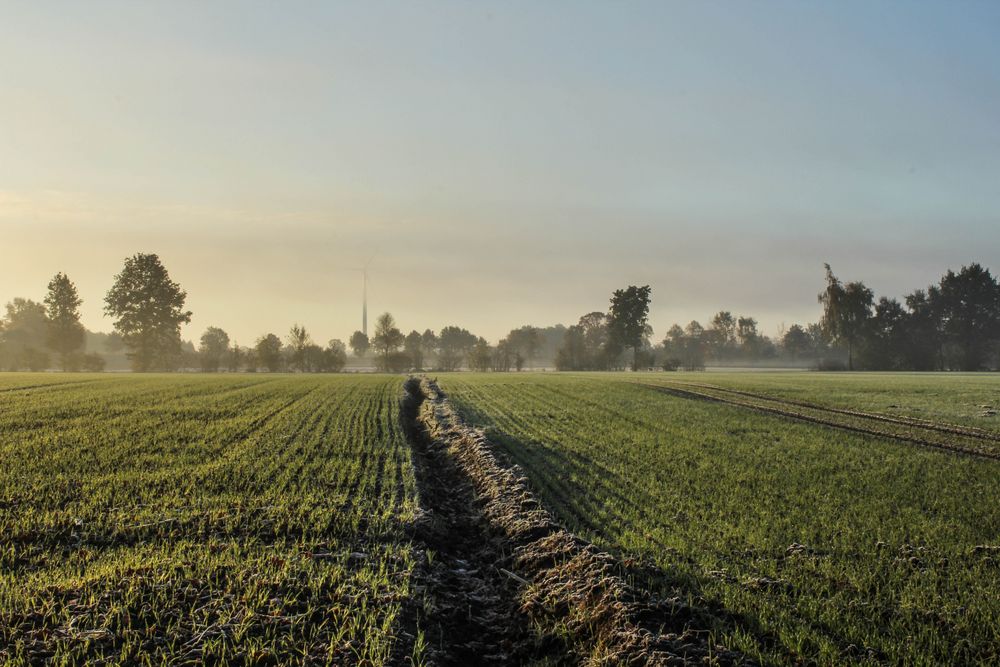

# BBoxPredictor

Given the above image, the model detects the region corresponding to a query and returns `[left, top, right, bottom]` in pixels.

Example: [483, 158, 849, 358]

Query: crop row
[0, 374, 417, 665]
[441, 373, 1000, 665]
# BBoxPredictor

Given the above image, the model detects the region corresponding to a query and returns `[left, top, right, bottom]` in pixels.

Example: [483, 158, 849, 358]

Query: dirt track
[399, 377, 747, 666]
[639, 381, 1000, 462]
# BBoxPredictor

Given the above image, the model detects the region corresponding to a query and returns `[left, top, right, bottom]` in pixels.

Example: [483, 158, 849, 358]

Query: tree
[227, 342, 244, 372]
[782, 324, 812, 359]
[421, 329, 439, 366]
[324, 340, 348, 372]
[349, 330, 370, 358]
[469, 337, 493, 372]
[903, 288, 944, 370]
[287, 324, 312, 372]
[607, 285, 652, 371]
[44, 272, 85, 371]
[255, 333, 283, 372]
[707, 311, 737, 360]
[198, 326, 230, 372]
[81, 352, 106, 372]
[555, 325, 587, 370]
[438, 326, 477, 371]
[507, 326, 542, 369]
[1, 299, 50, 370]
[405, 330, 425, 370]
[736, 316, 760, 357]
[372, 312, 404, 371]
[817, 264, 873, 371]
[104, 253, 192, 371]
[933, 264, 1000, 371]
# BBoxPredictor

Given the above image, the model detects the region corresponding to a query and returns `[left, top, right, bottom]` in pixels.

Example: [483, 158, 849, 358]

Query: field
[440, 372, 1000, 666]
[0, 374, 418, 665]
[1, 371, 999, 665]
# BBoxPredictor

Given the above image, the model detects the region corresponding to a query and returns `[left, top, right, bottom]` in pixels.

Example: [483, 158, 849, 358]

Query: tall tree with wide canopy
[44, 272, 85, 370]
[818, 264, 873, 371]
[932, 263, 1000, 371]
[104, 253, 192, 372]
[607, 285, 652, 371]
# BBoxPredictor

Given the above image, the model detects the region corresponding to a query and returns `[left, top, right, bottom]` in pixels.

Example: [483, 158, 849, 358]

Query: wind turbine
[357, 256, 375, 337]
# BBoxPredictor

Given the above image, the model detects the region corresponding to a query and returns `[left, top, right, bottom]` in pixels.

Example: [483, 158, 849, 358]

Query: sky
[2, 1, 999, 345]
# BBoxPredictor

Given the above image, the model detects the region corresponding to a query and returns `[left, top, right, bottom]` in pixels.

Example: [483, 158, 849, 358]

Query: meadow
[1, 371, 998, 665]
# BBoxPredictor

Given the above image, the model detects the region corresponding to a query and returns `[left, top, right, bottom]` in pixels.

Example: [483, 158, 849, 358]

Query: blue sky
[2, 1, 998, 343]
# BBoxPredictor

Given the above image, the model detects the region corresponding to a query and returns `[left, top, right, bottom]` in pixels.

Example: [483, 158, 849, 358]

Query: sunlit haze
[3, 1, 999, 343]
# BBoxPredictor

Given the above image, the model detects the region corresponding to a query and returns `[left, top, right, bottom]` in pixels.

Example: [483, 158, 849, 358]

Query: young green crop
[441, 372, 1000, 666]
[0, 374, 417, 665]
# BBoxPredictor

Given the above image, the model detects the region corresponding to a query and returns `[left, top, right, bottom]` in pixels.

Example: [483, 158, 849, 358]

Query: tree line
[3, 253, 999, 372]
[554, 262, 1000, 372]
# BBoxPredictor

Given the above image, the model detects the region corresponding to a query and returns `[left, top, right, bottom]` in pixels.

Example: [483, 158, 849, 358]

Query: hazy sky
[2, 1, 999, 344]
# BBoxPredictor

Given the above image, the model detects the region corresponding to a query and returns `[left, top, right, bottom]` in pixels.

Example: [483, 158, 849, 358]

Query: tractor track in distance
[637, 381, 1000, 462]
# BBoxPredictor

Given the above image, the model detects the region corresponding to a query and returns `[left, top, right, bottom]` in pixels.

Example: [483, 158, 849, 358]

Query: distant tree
[932, 263, 1000, 371]
[372, 313, 405, 371]
[707, 311, 737, 359]
[198, 326, 230, 372]
[681, 320, 706, 370]
[104, 331, 125, 354]
[256, 333, 283, 372]
[857, 298, 907, 370]
[469, 337, 493, 372]
[349, 330, 370, 358]
[44, 272, 86, 371]
[421, 329, 438, 359]
[507, 325, 542, 369]
[607, 285, 652, 371]
[227, 342, 244, 372]
[81, 352, 106, 372]
[492, 338, 515, 372]
[903, 288, 944, 370]
[818, 264, 873, 371]
[324, 339, 348, 372]
[555, 325, 587, 371]
[736, 316, 759, 350]
[438, 326, 477, 371]
[405, 330, 425, 370]
[104, 253, 192, 372]
[287, 324, 312, 372]
[1, 298, 50, 370]
[782, 324, 812, 359]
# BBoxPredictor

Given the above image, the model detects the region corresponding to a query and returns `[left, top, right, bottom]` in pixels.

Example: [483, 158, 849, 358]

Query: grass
[3, 370, 999, 665]
[440, 372, 1000, 666]
[0, 373, 417, 665]
[642, 371, 1000, 431]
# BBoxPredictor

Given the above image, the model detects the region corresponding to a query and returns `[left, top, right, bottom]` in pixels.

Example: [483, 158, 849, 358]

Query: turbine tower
[360, 255, 374, 337]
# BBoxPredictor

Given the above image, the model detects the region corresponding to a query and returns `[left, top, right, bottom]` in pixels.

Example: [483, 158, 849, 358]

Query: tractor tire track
[639, 382, 1000, 462]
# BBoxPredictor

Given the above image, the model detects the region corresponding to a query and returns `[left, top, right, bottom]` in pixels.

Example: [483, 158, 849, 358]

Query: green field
[0, 374, 417, 665]
[2, 371, 999, 665]
[644, 371, 1000, 431]
[440, 372, 1000, 666]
